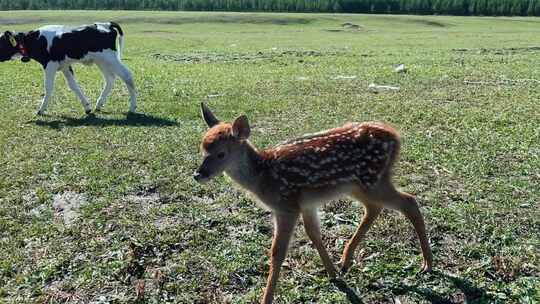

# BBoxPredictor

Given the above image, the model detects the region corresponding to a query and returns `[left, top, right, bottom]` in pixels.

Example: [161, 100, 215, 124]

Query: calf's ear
[3, 31, 17, 47]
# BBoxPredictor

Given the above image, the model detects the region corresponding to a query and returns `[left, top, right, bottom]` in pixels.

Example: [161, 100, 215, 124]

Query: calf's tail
[110, 22, 124, 59]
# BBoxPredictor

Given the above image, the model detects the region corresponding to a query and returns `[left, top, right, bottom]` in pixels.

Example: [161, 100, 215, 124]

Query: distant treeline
[2, 0, 540, 16]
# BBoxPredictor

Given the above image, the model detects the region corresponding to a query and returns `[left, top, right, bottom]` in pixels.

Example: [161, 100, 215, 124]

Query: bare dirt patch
[341, 22, 361, 29]
[453, 46, 540, 55]
[53, 192, 87, 226]
[324, 22, 365, 33]
[151, 49, 344, 64]
[412, 19, 449, 27]
[123, 186, 168, 214]
[377, 16, 452, 28]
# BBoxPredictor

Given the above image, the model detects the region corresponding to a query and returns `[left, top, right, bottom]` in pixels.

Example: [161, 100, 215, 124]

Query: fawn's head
[194, 103, 251, 184]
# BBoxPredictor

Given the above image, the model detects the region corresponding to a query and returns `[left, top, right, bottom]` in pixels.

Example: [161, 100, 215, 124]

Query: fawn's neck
[224, 141, 265, 194]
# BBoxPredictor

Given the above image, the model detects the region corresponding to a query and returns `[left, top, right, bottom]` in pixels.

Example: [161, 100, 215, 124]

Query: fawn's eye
[217, 152, 226, 159]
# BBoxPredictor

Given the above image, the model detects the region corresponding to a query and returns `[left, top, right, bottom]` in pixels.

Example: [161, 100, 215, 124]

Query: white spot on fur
[95, 22, 112, 33]
[38, 25, 68, 52]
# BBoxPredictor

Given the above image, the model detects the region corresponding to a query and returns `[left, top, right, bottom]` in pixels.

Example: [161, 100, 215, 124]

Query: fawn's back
[260, 122, 401, 193]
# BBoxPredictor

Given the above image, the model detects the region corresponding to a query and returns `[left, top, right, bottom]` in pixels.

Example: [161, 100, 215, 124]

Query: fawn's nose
[193, 169, 208, 183]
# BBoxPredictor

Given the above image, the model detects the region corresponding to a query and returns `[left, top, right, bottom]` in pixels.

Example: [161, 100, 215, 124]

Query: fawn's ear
[232, 115, 250, 140]
[201, 103, 219, 128]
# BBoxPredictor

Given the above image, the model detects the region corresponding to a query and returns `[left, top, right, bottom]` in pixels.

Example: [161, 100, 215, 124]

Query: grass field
[0, 11, 539, 304]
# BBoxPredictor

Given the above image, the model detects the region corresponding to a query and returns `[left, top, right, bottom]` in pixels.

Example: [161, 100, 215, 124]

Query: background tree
[0, 0, 537, 15]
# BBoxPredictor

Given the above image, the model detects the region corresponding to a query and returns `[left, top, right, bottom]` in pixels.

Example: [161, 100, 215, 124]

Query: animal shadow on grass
[391, 270, 494, 304]
[332, 270, 492, 304]
[331, 278, 364, 304]
[32, 112, 179, 130]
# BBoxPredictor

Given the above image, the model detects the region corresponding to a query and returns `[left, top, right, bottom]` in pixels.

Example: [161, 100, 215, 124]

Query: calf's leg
[62, 67, 92, 114]
[107, 58, 137, 113]
[37, 63, 59, 115]
[95, 64, 116, 111]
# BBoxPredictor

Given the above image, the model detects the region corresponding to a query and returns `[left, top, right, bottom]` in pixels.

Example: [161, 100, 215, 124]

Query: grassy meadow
[0, 11, 539, 303]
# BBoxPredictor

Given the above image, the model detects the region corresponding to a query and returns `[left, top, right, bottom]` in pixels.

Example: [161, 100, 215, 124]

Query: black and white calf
[0, 22, 137, 115]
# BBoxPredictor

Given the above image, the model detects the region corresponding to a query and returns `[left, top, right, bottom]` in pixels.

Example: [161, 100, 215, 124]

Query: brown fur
[201, 123, 234, 150]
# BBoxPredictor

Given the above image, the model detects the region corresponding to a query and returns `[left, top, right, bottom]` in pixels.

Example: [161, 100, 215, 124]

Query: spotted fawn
[194, 103, 433, 304]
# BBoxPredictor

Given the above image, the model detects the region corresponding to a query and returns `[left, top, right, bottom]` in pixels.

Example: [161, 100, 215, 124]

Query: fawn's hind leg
[341, 182, 433, 273]
[394, 192, 433, 272]
[372, 181, 433, 272]
[339, 194, 382, 274]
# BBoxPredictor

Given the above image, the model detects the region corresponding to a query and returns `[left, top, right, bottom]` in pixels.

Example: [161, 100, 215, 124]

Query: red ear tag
[17, 43, 30, 63]
[18, 45, 28, 56]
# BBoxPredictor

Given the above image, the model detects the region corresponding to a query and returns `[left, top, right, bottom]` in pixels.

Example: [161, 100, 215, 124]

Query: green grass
[0, 11, 539, 304]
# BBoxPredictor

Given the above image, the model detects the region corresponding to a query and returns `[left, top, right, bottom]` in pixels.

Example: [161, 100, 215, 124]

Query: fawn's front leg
[262, 212, 298, 304]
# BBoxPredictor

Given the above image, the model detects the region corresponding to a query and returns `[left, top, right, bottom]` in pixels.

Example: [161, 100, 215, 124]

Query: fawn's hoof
[417, 261, 433, 274]
[330, 277, 348, 291]
[338, 261, 351, 275]
[421, 264, 432, 273]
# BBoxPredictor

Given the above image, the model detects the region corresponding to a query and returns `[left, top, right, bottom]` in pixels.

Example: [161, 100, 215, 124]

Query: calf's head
[194, 103, 251, 184]
[0, 31, 20, 62]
